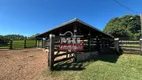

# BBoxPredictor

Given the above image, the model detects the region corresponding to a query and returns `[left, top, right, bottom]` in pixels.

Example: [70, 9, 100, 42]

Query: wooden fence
[0, 39, 36, 49]
[118, 40, 141, 54]
[48, 34, 114, 71]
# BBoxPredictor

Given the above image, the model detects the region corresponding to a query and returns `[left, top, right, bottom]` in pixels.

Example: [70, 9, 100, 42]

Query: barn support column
[41, 38, 44, 48]
[100, 37, 102, 50]
[104, 39, 106, 48]
[35, 38, 37, 48]
[96, 36, 100, 53]
[88, 32, 91, 53]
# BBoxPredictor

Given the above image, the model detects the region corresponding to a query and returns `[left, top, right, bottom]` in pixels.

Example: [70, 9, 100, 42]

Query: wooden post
[140, 14, 142, 53]
[114, 38, 119, 53]
[24, 39, 26, 48]
[35, 39, 37, 48]
[9, 39, 13, 49]
[140, 38, 142, 54]
[96, 36, 100, 53]
[48, 34, 55, 71]
[42, 39, 44, 48]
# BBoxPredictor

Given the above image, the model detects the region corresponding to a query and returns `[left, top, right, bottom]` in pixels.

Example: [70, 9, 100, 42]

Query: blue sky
[0, 0, 141, 36]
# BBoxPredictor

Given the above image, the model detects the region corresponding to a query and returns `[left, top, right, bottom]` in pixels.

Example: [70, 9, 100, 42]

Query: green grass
[42, 54, 142, 80]
[12, 40, 36, 49]
[26, 40, 36, 48]
[0, 40, 36, 49]
[13, 40, 24, 49]
[0, 43, 10, 49]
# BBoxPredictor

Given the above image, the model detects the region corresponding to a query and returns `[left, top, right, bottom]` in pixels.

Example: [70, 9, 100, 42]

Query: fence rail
[0, 39, 36, 49]
[118, 40, 141, 54]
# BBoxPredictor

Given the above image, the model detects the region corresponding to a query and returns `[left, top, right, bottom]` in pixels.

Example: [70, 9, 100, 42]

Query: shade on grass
[42, 54, 142, 80]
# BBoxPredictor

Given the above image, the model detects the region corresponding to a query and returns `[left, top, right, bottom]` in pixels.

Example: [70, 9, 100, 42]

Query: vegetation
[0, 33, 40, 40]
[0, 35, 9, 44]
[42, 54, 142, 80]
[27, 33, 40, 40]
[0, 34, 38, 49]
[4, 34, 26, 40]
[0, 40, 36, 49]
[103, 14, 141, 40]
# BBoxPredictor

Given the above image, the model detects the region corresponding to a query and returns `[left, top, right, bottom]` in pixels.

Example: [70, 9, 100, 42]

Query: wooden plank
[54, 52, 73, 57]
[123, 50, 140, 53]
[122, 48, 140, 51]
[120, 46, 140, 48]
[54, 56, 74, 64]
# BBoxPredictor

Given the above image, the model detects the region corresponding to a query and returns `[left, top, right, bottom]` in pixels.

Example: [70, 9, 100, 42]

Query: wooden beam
[54, 56, 74, 64]
[48, 34, 55, 71]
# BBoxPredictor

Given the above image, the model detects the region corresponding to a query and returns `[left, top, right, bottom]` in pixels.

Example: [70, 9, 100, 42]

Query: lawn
[42, 54, 142, 80]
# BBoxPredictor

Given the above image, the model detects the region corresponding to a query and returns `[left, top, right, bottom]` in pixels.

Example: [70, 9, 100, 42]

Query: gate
[48, 33, 85, 70]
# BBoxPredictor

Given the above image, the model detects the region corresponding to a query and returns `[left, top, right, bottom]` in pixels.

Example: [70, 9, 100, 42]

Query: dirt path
[0, 48, 48, 80]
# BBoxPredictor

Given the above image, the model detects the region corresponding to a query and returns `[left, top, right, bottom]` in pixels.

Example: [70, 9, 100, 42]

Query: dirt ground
[0, 48, 49, 80]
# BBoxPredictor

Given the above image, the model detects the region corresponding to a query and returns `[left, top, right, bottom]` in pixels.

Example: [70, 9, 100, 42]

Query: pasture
[0, 48, 142, 80]
[0, 40, 36, 49]
[43, 54, 142, 80]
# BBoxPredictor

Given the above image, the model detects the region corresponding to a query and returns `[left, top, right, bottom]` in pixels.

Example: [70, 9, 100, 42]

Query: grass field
[0, 40, 36, 49]
[42, 54, 142, 80]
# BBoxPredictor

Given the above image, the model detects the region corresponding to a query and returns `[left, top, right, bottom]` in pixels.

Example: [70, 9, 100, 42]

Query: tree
[27, 33, 40, 40]
[103, 14, 141, 40]
[0, 35, 10, 45]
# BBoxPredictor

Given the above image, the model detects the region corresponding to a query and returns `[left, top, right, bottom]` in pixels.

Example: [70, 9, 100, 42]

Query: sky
[0, 0, 142, 36]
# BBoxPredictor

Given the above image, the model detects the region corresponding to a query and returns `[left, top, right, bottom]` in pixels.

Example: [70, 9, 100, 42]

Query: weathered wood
[114, 38, 119, 53]
[49, 34, 55, 71]
[96, 36, 100, 53]
[119, 40, 139, 44]
[54, 52, 73, 57]
[41, 39, 44, 48]
[122, 48, 140, 51]
[120, 46, 140, 48]
[24, 39, 26, 48]
[35, 39, 37, 47]
[9, 39, 13, 49]
[140, 38, 142, 53]
[54, 56, 74, 64]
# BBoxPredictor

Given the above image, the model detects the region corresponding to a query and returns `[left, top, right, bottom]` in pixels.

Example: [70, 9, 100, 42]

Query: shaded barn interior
[36, 18, 115, 63]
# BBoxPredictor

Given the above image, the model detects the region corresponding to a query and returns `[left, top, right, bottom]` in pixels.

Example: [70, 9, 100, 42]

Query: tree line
[0, 34, 40, 44]
[103, 14, 141, 40]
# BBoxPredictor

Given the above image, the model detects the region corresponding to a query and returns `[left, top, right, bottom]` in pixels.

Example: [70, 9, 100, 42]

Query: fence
[113, 38, 141, 54]
[0, 39, 36, 49]
[119, 40, 140, 54]
[48, 34, 114, 71]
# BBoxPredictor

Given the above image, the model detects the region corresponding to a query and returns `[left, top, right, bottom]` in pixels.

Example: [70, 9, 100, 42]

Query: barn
[36, 18, 115, 70]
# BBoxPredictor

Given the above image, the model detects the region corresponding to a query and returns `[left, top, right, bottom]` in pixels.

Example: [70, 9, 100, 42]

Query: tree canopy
[103, 14, 141, 40]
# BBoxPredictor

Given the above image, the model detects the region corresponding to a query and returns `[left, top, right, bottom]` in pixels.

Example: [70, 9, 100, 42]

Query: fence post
[114, 38, 119, 53]
[48, 34, 55, 71]
[42, 39, 44, 48]
[35, 39, 37, 48]
[9, 39, 13, 49]
[140, 38, 142, 54]
[24, 39, 26, 48]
